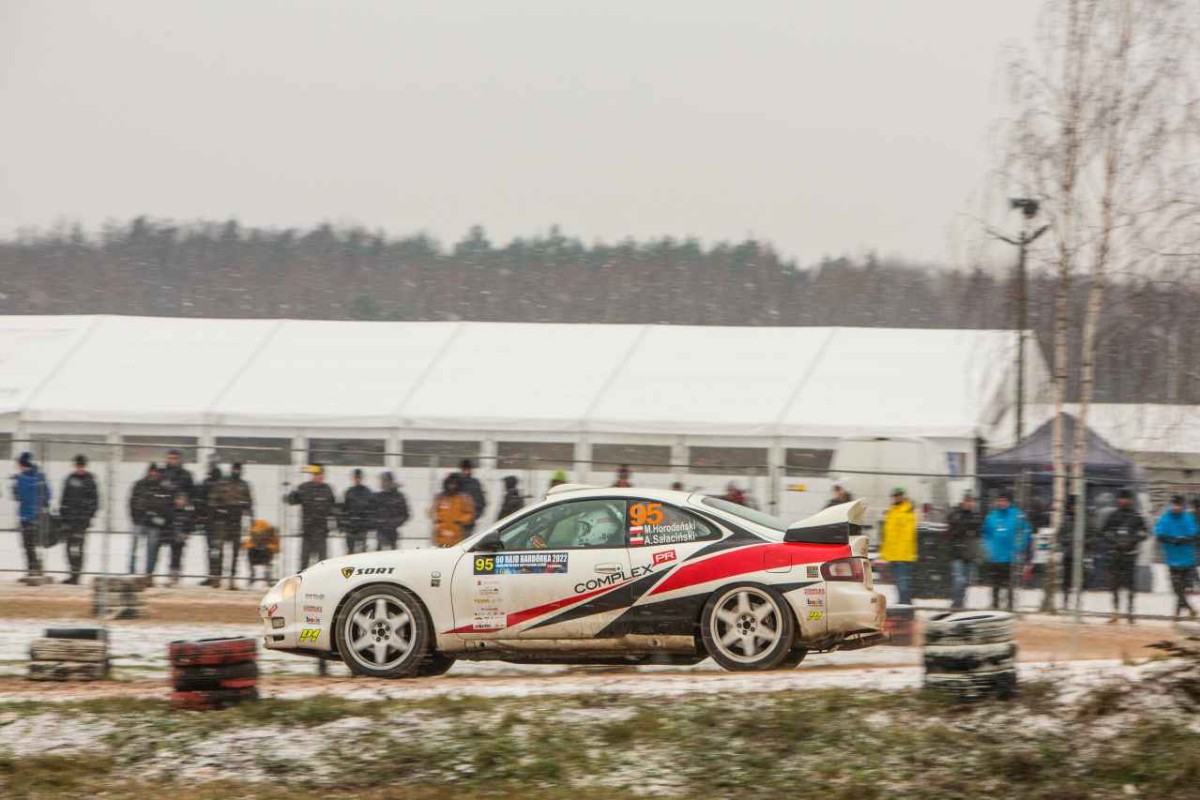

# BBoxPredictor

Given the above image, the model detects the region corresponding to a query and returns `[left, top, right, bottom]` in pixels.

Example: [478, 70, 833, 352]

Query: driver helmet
[575, 506, 621, 547]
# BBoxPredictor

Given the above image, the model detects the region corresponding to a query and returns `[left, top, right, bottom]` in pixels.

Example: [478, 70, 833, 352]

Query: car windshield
[701, 496, 788, 531]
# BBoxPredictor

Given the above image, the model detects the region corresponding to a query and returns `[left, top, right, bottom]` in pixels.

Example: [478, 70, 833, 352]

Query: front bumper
[258, 576, 334, 652]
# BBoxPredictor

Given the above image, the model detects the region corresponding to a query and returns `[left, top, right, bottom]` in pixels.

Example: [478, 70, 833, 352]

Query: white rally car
[259, 485, 885, 676]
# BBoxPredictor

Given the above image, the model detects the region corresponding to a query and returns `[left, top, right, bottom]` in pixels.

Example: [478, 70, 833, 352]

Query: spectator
[196, 466, 222, 586]
[245, 519, 280, 586]
[431, 473, 475, 547]
[160, 448, 195, 499]
[880, 487, 917, 605]
[670, 481, 685, 491]
[981, 491, 1032, 611]
[548, 470, 569, 492]
[1154, 494, 1198, 620]
[129, 463, 171, 579]
[12, 452, 51, 581]
[456, 459, 486, 534]
[946, 493, 980, 610]
[825, 478, 853, 509]
[59, 454, 99, 585]
[497, 475, 524, 521]
[1101, 489, 1147, 624]
[613, 464, 633, 488]
[161, 492, 194, 587]
[374, 471, 410, 551]
[209, 463, 254, 589]
[1057, 495, 1079, 610]
[341, 468, 375, 554]
[722, 482, 748, 506]
[287, 464, 337, 571]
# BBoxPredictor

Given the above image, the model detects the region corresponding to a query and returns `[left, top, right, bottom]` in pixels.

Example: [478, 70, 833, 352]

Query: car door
[451, 498, 633, 640]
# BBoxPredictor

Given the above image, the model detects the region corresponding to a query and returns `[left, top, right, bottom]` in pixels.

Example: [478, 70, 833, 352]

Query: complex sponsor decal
[474, 552, 569, 575]
[652, 549, 677, 566]
[302, 604, 323, 613]
[304, 615, 322, 625]
[299, 629, 321, 643]
[573, 564, 654, 594]
[341, 566, 396, 579]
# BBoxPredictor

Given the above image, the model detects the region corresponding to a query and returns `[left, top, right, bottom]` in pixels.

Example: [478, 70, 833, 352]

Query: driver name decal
[474, 552, 569, 575]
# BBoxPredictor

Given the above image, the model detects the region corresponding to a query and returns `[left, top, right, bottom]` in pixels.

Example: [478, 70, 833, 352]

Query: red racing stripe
[648, 541, 850, 596]
[445, 580, 626, 634]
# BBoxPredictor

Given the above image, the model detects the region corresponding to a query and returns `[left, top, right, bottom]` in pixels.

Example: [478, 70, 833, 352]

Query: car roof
[545, 483, 698, 505]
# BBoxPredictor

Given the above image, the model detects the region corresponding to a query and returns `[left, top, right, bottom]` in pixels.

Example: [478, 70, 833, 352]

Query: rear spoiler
[784, 499, 866, 545]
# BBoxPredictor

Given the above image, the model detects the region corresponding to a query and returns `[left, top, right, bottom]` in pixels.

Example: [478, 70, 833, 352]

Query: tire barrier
[884, 605, 915, 646]
[922, 611, 1017, 701]
[92, 577, 144, 620]
[169, 637, 259, 710]
[27, 627, 109, 682]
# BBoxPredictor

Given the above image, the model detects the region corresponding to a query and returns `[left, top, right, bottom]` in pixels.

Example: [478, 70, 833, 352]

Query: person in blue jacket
[11, 452, 52, 579]
[981, 491, 1032, 611]
[1154, 495, 1198, 619]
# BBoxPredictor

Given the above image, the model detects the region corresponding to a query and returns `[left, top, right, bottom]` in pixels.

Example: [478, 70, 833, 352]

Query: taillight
[821, 557, 865, 582]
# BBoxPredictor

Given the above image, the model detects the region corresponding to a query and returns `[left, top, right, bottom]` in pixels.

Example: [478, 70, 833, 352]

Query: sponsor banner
[302, 604, 323, 613]
[304, 615, 322, 625]
[304, 593, 325, 601]
[474, 552, 569, 575]
[803, 587, 825, 596]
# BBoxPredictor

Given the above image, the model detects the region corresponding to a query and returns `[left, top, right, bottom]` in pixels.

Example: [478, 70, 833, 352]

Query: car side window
[497, 499, 628, 551]
[627, 501, 721, 547]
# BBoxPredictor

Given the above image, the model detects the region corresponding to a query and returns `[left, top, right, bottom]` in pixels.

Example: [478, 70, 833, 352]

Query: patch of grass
[0, 754, 115, 798]
[228, 695, 384, 727]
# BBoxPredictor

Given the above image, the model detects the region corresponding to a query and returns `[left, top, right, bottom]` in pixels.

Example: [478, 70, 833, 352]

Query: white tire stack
[922, 611, 1017, 700]
[28, 628, 110, 682]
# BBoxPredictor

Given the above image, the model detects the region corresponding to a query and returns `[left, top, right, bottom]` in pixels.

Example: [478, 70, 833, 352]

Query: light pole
[993, 199, 1048, 444]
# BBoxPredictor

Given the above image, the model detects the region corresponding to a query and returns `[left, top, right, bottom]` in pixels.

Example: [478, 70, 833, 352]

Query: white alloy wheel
[701, 583, 795, 671]
[337, 585, 430, 678]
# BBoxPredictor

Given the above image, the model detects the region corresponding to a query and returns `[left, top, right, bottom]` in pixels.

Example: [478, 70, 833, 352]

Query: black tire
[44, 626, 106, 641]
[415, 651, 456, 677]
[700, 583, 796, 672]
[169, 637, 258, 667]
[173, 661, 259, 690]
[335, 584, 431, 678]
[777, 646, 808, 669]
[923, 611, 1014, 647]
[924, 642, 1017, 674]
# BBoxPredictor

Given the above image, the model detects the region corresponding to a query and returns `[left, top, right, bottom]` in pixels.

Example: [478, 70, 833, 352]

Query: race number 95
[629, 502, 664, 527]
[474, 556, 495, 574]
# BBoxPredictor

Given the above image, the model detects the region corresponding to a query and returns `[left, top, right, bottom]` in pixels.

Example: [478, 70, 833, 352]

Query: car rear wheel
[336, 584, 430, 678]
[701, 583, 796, 671]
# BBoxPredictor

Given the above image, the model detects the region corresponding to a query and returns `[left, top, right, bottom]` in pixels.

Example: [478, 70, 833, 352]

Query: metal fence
[3, 437, 1198, 620]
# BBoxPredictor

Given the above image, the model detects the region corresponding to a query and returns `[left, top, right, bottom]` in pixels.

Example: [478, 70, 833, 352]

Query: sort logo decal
[341, 566, 396, 579]
[299, 629, 321, 642]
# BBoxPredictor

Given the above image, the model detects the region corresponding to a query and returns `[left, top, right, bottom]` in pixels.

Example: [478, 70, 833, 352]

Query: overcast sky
[1, 0, 1042, 266]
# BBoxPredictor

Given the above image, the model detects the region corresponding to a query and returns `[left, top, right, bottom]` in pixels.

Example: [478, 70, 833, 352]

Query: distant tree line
[1, 218, 1197, 403]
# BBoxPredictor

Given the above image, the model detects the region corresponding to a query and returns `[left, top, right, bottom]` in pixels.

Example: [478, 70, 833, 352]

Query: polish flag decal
[629, 526, 645, 546]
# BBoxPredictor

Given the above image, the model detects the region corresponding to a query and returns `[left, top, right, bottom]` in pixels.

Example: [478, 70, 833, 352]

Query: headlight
[280, 575, 302, 600]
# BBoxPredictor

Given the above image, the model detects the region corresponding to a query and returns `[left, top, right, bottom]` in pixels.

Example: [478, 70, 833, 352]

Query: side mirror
[473, 531, 504, 552]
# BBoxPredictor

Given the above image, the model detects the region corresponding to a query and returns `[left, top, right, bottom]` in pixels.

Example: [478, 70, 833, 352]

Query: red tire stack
[169, 637, 260, 710]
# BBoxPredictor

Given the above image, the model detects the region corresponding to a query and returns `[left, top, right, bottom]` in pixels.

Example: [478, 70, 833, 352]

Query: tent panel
[0, 315, 95, 415]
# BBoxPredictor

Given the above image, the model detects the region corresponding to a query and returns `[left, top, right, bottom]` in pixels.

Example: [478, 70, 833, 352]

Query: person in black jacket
[457, 459, 486, 535]
[375, 471, 410, 551]
[160, 449, 195, 500]
[196, 466, 222, 586]
[342, 468, 374, 554]
[287, 464, 337, 570]
[945, 494, 980, 609]
[59, 454, 99, 585]
[161, 492, 195, 586]
[497, 475, 524, 521]
[1101, 489, 1147, 623]
[129, 464, 172, 578]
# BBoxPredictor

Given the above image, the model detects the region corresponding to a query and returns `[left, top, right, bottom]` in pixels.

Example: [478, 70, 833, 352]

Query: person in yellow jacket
[242, 519, 281, 587]
[430, 473, 476, 547]
[881, 487, 917, 605]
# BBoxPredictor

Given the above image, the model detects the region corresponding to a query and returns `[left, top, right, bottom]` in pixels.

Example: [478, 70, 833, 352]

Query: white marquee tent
[0, 316, 1046, 580]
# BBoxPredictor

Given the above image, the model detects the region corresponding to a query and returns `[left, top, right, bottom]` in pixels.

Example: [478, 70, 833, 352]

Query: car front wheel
[336, 584, 431, 678]
[700, 583, 796, 671]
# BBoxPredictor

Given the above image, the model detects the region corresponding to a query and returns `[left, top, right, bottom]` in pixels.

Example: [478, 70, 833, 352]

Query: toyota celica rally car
[259, 484, 886, 676]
